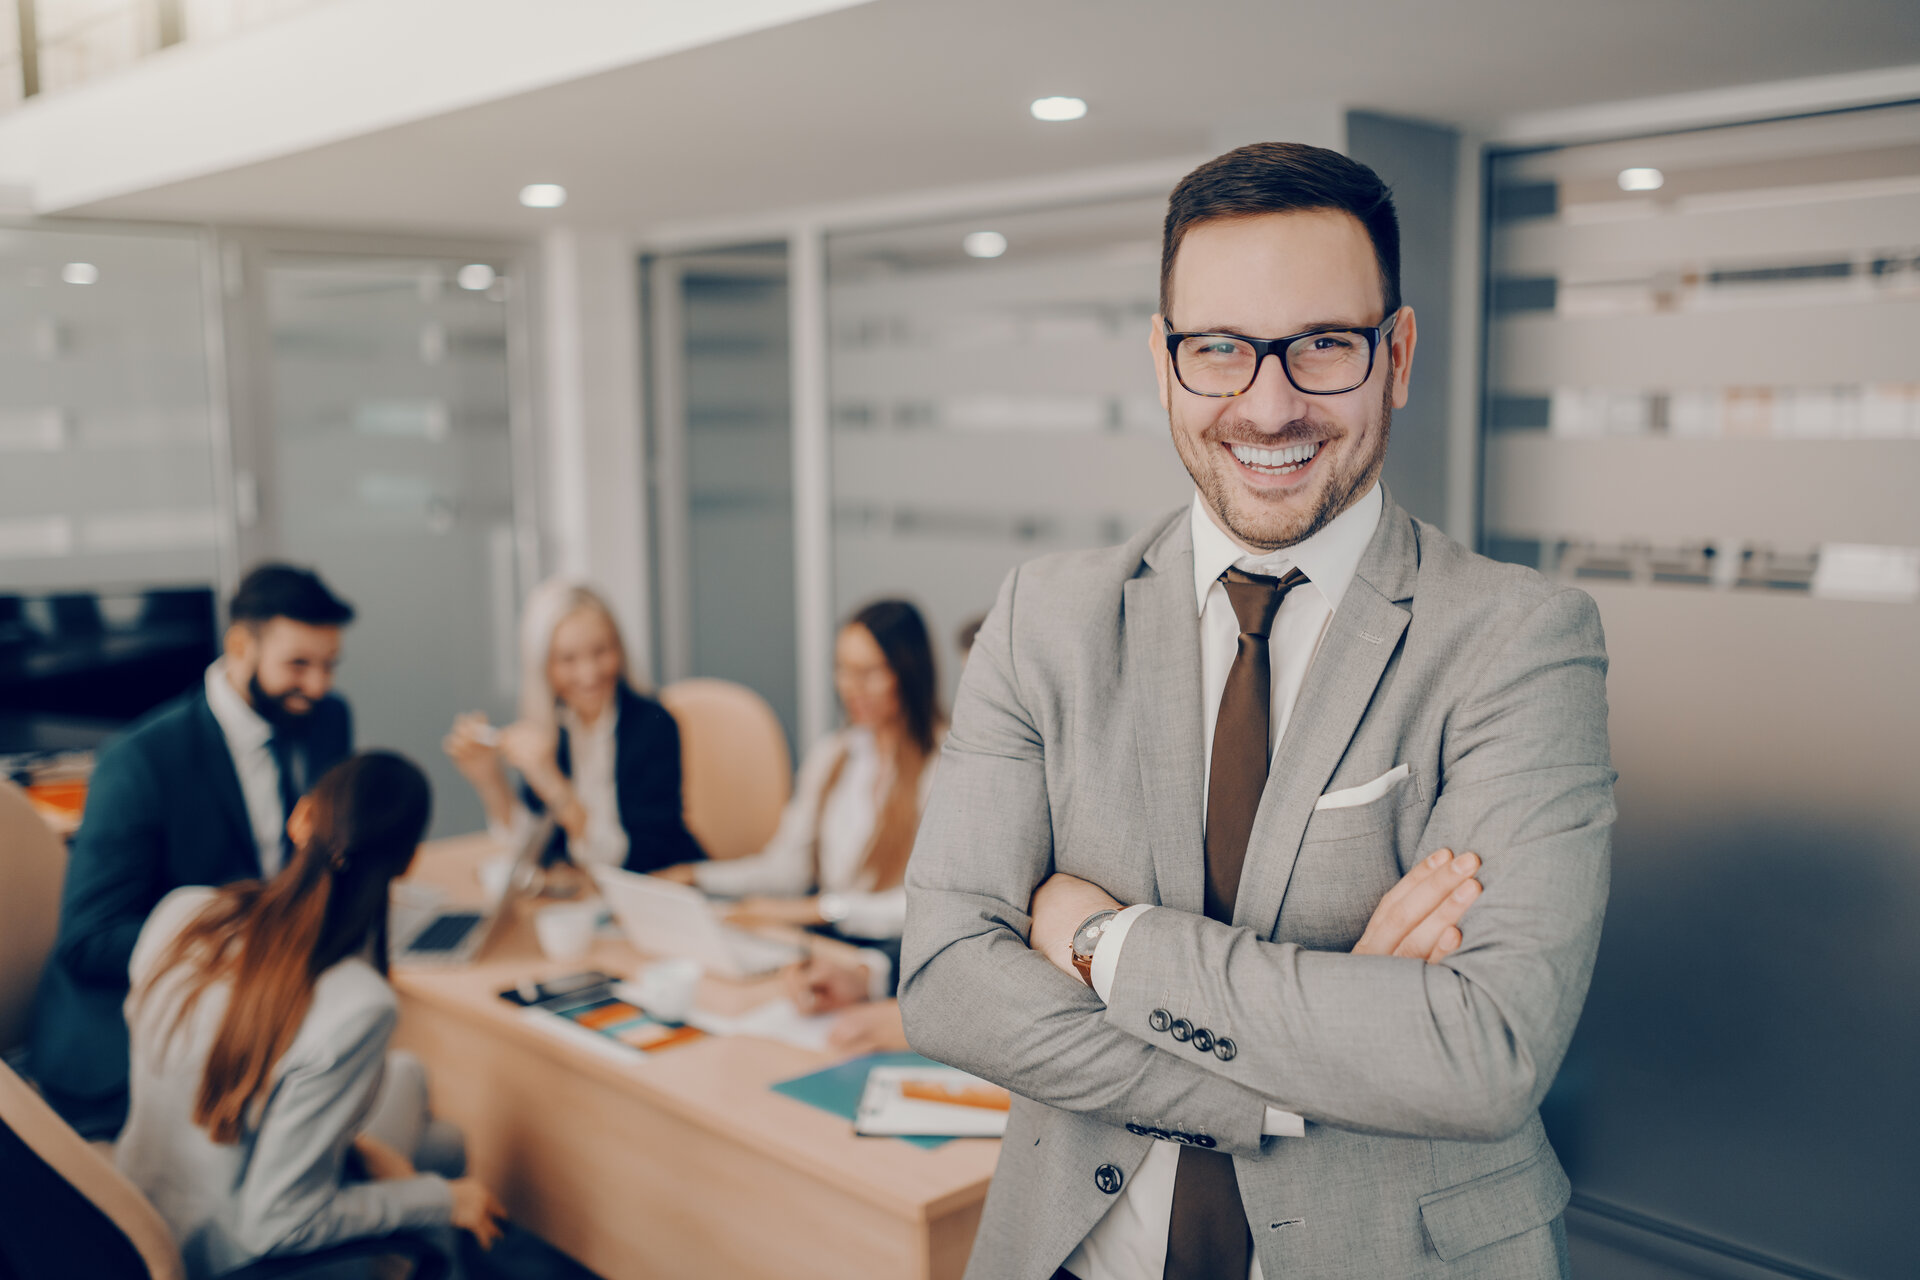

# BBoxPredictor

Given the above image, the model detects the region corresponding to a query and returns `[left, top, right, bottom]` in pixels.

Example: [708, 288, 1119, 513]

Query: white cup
[476, 853, 515, 905]
[533, 903, 600, 962]
[633, 958, 703, 1023]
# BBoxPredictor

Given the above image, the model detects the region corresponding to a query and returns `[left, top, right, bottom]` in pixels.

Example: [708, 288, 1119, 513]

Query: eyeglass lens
[1175, 331, 1374, 395]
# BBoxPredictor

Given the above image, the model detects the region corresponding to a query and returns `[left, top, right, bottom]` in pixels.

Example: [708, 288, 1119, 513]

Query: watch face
[1074, 912, 1115, 958]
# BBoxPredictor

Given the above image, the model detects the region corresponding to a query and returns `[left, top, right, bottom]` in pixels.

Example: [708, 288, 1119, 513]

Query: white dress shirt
[1065, 483, 1384, 1280]
[490, 701, 630, 868]
[203, 660, 289, 878]
[694, 726, 934, 942]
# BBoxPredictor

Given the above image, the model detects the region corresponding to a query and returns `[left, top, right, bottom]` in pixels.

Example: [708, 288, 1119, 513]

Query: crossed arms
[899, 575, 1614, 1146]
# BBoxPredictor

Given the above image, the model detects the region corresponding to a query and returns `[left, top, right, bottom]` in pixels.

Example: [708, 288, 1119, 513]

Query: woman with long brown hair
[658, 598, 943, 945]
[115, 751, 504, 1279]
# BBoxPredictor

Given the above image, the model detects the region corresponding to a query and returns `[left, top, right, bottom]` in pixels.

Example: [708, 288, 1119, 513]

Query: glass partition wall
[825, 196, 1189, 695]
[257, 252, 523, 838]
[1483, 102, 1920, 1279]
[0, 222, 225, 750]
[643, 245, 800, 752]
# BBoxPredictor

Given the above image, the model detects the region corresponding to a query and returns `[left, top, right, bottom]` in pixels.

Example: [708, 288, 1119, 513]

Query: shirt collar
[204, 658, 272, 751]
[1189, 482, 1383, 617]
[560, 695, 620, 742]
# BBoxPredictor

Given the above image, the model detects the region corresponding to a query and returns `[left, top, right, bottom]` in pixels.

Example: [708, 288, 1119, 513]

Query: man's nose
[1237, 352, 1313, 427]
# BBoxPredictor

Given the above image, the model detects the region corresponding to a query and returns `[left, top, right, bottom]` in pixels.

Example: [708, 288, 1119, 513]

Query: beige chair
[657, 678, 792, 861]
[0, 778, 67, 1055]
[0, 1055, 184, 1279]
[0, 1055, 451, 1279]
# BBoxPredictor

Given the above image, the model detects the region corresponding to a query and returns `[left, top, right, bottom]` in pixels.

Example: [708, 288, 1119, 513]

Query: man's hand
[827, 999, 909, 1055]
[1353, 848, 1483, 963]
[726, 895, 825, 929]
[784, 954, 872, 1015]
[1029, 873, 1123, 981]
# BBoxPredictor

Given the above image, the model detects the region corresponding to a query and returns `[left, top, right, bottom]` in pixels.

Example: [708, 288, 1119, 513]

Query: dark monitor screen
[0, 585, 218, 753]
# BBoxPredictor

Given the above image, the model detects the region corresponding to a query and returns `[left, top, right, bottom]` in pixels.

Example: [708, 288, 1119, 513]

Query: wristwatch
[1070, 909, 1120, 988]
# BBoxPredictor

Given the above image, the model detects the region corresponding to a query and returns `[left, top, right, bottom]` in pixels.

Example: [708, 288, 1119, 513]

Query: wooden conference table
[390, 835, 998, 1280]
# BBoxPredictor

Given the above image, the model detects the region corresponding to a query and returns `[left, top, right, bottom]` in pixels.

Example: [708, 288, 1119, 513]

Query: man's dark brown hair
[1160, 141, 1401, 324]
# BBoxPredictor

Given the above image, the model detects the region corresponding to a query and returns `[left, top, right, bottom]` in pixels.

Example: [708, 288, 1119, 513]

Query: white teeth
[1230, 441, 1320, 471]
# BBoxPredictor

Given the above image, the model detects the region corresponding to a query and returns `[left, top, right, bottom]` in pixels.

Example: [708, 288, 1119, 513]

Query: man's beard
[1183, 377, 1392, 553]
[248, 672, 312, 733]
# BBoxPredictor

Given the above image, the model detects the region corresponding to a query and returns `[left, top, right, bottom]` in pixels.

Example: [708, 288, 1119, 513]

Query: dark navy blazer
[525, 683, 706, 875]
[28, 684, 351, 1123]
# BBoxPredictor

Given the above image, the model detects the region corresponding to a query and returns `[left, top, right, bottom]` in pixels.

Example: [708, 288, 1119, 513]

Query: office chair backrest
[657, 678, 792, 861]
[0, 781, 67, 1054]
[0, 1059, 184, 1280]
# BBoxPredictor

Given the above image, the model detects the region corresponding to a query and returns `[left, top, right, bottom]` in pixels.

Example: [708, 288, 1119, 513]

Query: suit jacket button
[1190, 1027, 1215, 1053]
[1195, 1134, 1217, 1149]
[1169, 1018, 1193, 1043]
[1095, 1163, 1124, 1195]
[1125, 1122, 1147, 1136]
[1213, 1037, 1238, 1062]
[1148, 1009, 1172, 1033]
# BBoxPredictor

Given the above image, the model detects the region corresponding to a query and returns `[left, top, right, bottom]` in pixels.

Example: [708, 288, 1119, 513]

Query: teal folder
[770, 1051, 954, 1149]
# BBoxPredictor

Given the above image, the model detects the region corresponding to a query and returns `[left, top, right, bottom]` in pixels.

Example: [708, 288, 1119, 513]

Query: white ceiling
[72, 0, 1920, 237]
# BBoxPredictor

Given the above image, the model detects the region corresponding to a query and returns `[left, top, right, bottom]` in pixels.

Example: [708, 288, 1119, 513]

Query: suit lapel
[1233, 501, 1419, 934]
[191, 689, 261, 874]
[1125, 517, 1207, 914]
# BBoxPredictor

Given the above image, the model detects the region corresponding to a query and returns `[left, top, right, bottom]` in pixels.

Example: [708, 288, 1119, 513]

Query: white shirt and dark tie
[1064, 482, 1385, 1280]
[202, 659, 296, 878]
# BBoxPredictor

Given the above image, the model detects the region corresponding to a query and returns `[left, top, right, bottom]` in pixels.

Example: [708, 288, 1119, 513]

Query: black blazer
[525, 684, 705, 875]
[28, 684, 351, 1122]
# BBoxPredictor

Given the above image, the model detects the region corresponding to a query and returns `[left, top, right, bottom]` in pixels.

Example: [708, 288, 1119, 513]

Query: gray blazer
[116, 888, 452, 1280]
[901, 496, 1614, 1279]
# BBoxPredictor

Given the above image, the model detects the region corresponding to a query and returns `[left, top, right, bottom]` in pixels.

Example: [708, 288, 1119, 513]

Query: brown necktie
[1164, 565, 1306, 1280]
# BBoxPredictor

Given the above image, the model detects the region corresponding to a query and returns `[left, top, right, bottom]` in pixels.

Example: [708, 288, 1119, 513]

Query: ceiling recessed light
[1030, 96, 1087, 123]
[457, 263, 497, 291]
[519, 183, 568, 209]
[61, 262, 98, 285]
[1617, 167, 1664, 192]
[962, 231, 1008, 259]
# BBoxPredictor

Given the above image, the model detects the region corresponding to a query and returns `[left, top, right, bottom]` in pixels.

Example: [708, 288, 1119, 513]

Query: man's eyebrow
[1177, 318, 1375, 335]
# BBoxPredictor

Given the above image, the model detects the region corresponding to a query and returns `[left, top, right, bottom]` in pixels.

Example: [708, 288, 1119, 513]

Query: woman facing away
[116, 751, 505, 1279]
[445, 579, 706, 876]
[657, 598, 943, 1044]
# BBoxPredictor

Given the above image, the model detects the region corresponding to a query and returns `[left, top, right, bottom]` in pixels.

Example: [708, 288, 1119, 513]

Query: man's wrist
[1069, 909, 1120, 986]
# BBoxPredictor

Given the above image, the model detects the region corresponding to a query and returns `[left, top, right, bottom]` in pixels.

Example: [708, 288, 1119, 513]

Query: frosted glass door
[265, 255, 520, 837]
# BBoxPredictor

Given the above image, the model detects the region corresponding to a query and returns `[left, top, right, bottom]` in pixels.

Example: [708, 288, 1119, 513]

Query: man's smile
[1222, 437, 1325, 487]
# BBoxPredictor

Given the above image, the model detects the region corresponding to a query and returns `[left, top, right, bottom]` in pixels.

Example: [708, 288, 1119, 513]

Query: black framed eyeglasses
[1164, 312, 1398, 397]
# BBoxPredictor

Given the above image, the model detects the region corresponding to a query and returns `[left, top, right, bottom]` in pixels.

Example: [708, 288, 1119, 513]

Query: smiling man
[29, 564, 355, 1138]
[901, 143, 1615, 1279]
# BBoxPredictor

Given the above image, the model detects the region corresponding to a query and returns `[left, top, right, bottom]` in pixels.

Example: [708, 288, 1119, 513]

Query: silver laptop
[591, 864, 803, 979]
[392, 816, 555, 967]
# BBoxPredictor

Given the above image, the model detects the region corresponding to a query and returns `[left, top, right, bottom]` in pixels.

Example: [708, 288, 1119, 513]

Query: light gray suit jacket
[116, 888, 452, 1280]
[901, 495, 1614, 1280]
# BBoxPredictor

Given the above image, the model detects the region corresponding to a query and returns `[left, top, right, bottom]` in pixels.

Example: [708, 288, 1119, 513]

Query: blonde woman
[444, 580, 704, 874]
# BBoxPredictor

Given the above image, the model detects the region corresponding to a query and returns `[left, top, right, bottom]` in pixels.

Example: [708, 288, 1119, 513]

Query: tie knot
[1220, 566, 1306, 638]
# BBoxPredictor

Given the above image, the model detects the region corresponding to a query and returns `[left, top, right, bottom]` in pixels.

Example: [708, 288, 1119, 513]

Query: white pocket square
[1314, 763, 1411, 810]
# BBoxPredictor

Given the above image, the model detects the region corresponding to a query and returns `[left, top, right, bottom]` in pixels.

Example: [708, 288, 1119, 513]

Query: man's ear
[223, 622, 256, 671]
[1387, 306, 1417, 410]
